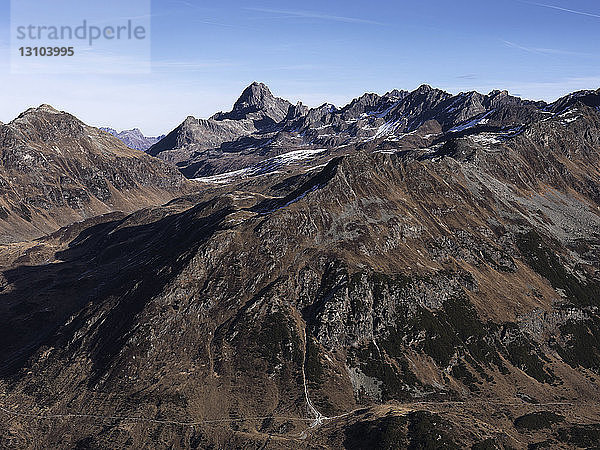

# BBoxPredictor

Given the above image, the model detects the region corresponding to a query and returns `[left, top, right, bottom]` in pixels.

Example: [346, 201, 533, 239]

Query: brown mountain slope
[1, 93, 599, 449]
[0, 105, 195, 243]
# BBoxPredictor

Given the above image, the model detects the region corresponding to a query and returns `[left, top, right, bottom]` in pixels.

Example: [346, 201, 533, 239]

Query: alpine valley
[1, 83, 600, 449]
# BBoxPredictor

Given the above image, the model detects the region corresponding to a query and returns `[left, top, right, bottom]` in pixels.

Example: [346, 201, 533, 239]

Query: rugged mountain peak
[210, 81, 292, 123]
[37, 104, 61, 113]
[315, 102, 337, 113]
[339, 93, 386, 120]
[19, 104, 62, 115]
[455, 90, 486, 107]
[147, 116, 202, 157]
[149, 84, 598, 179]
[102, 127, 142, 137]
[233, 81, 276, 110]
[489, 89, 509, 98]
[8, 104, 86, 143]
[408, 84, 451, 101]
[284, 101, 310, 122]
[461, 90, 485, 99]
[343, 92, 379, 108]
[17, 104, 64, 120]
[415, 83, 434, 93]
[409, 84, 451, 100]
[384, 88, 408, 99]
[0, 106, 192, 242]
[551, 88, 600, 113]
[304, 103, 337, 121]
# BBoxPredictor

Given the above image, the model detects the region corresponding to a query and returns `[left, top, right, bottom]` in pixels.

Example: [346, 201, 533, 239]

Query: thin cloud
[152, 60, 237, 71]
[267, 64, 327, 71]
[525, 1, 600, 19]
[246, 7, 385, 25]
[87, 12, 170, 26]
[456, 74, 477, 80]
[176, 0, 196, 9]
[174, 0, 212, 11]
[503, 40, 594, 57]
[193, 19, 260, 31]
[175, 2, 259, 30]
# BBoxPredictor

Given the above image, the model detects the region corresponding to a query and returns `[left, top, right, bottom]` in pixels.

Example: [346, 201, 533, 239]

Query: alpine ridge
[0, 84, 600, 449]
[148, 82, 574, 182]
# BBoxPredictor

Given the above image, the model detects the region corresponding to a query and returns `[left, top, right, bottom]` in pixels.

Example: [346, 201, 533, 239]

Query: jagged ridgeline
[147, 82, 591, 180]
[0, 85, 599, 448]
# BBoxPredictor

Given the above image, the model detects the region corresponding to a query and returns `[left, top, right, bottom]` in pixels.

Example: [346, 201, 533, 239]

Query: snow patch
[470, 133, 501, 145]
[193, 167, 253, 184]
[499, 126, 525, 139]
[448, 110, 494, 133]
[557, 108, 582, 125]
[369, 100, 401, 119]
[193, 148, 328, 184]
[373, 119, 403, 139]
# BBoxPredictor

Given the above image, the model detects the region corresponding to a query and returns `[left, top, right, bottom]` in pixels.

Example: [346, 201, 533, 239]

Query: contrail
[527, 1, 600, 19]
[245, 7, 385, 25]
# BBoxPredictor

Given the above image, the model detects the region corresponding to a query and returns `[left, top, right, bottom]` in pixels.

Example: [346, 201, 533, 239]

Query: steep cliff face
[1, 92, 599, 448]
[0, 105, 194, 243]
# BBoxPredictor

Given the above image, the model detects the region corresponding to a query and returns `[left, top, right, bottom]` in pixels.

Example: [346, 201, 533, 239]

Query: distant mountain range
[1, 83, 600, 448]
[100, 127, 165, 151]
[147, 82, 600, 182]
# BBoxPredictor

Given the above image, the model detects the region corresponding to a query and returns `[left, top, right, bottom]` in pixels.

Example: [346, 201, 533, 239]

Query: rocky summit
[0, 105, 194, 243]
[0, 84, 599, 449]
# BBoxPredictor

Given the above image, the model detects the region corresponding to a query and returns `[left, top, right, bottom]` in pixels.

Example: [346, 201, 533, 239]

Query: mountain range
[147, 82, 599, 182]
[100, 127, 166, 152]
[0, 83, 599, 449]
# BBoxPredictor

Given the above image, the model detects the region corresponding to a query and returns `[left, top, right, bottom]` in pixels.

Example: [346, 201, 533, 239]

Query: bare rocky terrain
[0, 105, 194, 243]
[0, 85, 599, 449]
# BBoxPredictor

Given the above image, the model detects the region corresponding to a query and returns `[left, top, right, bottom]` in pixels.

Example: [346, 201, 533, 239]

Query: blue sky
[0, 0, 599, 135]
